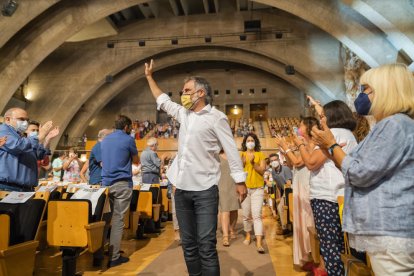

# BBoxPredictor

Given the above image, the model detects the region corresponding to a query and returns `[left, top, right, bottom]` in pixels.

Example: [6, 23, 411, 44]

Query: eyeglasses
[359, 84, 373, 95]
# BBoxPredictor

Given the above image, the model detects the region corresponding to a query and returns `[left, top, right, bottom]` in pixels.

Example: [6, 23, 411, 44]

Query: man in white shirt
[145, 60, 247, 276]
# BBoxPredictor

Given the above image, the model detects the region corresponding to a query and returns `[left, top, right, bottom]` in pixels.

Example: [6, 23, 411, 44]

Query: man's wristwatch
[328, 143, 340, 156]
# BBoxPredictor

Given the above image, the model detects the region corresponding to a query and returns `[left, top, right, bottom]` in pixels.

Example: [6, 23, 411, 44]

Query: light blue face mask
[28, 131, 38, 138]
[15, 120, 29, 134]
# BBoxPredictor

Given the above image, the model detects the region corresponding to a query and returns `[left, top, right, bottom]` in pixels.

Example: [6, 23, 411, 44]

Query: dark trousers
[175, 185, 220, 276]
[142, 172, 160, 184]
[310, 199, 344, 276]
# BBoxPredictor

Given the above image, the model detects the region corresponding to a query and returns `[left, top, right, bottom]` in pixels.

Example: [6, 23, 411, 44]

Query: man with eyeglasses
[144, 60, 247, 276]
[0, 107, 59, 191]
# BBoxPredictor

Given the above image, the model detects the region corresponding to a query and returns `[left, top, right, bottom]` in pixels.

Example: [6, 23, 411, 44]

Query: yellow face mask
[181, 91, 200, 110]
[181, 94, 193, 109]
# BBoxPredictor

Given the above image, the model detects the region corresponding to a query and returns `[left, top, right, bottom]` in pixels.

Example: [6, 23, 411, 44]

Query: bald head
[3, 108, 29, 130]
[97, 128, 113, 141]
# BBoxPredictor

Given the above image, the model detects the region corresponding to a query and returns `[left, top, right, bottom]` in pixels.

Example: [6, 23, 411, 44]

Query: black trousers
[175, 185, 220, 276]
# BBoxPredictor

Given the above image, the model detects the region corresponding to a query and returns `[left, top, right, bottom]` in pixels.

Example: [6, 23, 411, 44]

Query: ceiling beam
[148, 1, 159, 17]
[214, 0, 219, 13]
[180, 0, 189, 16]
[202, 0, 209, 14]
[168, 0, 179, 16]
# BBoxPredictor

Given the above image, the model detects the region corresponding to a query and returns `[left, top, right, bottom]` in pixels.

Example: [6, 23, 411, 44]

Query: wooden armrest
[0, 240, 39, 257]
[85, 221, 105, 253]
[84, 221, 105, 230]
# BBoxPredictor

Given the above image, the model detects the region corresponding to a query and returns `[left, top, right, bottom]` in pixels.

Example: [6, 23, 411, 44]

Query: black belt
[0, 182, 34, 192]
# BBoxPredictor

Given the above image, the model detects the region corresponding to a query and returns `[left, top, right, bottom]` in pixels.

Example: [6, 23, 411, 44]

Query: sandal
[243, 238, 251, 245]
[256, 245, 265, 254]
[222, 236, 230, 247]
[230, 231, 237, 240]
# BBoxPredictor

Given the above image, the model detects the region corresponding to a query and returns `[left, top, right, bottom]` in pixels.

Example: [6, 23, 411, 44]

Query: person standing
[0, 108, 58, 191]
[89, 129, 112, 185]
[145, 59, 247, 276]
[218, 150, 240, 247]
[101, 115, 138, 268]
[140, 137, 162, 184]
[240, 133, 266, 253]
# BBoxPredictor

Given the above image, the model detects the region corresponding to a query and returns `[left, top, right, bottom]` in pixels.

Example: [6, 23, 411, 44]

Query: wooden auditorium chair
[0, 191, 48, 276]
[46, 188, 108, 275]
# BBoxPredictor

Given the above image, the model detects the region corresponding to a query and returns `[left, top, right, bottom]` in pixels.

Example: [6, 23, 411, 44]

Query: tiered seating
[268, 117, 300, 137]
[0, 191, 49, 276]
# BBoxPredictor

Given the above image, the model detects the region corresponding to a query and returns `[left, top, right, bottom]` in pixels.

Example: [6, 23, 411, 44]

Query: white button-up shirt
[157, 93, 246, 191]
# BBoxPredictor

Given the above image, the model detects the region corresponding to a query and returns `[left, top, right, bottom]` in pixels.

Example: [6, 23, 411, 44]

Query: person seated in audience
[275, 119, 317, 271]
[218, 150, 240, 247]
[101, 115, 139, 267]
[311, 63, 414, 276]
[63, 147, 83, 182]
[268, 153, 293, 236]
[25, 120, 51, 179]
[52, 151, 66, 182]
[0, 107, 59, 191]
[295, 100, 358, 276]
[132, 161, 142, 185]
[240, 132, 266, 253]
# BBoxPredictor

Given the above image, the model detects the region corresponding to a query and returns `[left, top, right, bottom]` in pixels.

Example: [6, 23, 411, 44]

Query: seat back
[47, 200, 91, 248]
[0, 198, 46, 246]
[0, 211, 12, 250]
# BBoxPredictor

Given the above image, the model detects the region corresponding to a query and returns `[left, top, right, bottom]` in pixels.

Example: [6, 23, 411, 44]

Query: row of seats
[0, 183, 172, 276]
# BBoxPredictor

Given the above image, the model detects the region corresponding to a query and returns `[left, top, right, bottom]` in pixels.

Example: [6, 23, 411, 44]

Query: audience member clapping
[311, 64, 414, 276]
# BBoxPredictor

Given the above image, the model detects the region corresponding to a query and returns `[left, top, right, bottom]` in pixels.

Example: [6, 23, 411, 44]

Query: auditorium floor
[34, 207, 308, 275]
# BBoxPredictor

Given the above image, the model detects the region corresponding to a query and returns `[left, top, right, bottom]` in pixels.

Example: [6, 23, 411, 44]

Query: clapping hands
[0, 136, 7, 147]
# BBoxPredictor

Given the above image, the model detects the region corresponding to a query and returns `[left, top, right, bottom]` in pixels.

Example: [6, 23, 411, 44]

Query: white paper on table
[0, 192, 35, 204]
[140, 183, 152, 191]
[71, 188, 106, 214]
[37, 185, 57, 192]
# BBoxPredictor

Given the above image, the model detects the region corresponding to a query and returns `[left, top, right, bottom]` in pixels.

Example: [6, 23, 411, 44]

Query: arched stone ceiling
[0, 0, 146, 112]
[253, 0, 397, 67]
[64, 46, 326, 140]
[0, 0, 60, 48]
[0, 0, 404, 114]
[342, 0, 414, 69]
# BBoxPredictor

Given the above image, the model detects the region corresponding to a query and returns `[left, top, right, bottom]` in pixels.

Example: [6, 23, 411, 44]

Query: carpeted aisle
[138, 225, 276, 275]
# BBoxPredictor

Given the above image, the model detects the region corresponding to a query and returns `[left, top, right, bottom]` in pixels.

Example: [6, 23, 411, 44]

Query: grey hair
[184, 76, 213, 105]
[97, 128, 112, 140]
[147, 137, 157, 146]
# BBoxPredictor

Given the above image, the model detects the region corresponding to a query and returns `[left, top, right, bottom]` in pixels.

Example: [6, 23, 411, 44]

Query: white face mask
[15, 120, 29, 133]
[246, 142, 255, 150]
[271, 161, 280, 168]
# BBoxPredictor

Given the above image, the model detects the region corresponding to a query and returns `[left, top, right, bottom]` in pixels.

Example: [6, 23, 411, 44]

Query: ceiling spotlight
[138, 40, 145, 47]
[2, 0, 18, 16]
[107, 42, 114, 48]
[171, 39, 178, 45]
[105, 75, 113, 83]
[285, 65, 295, 75]
[239, 35, 247, 41]
[205, 36, 212, 43]
[275, 32, 283, 39]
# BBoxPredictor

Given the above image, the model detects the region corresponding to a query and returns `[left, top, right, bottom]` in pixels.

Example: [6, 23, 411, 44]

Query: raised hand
[311, 117, 336, 149]
[46, 126, 60, 140]
[0, 136, 7, 147]
[275, 135, 287, 150]
[38, 121, 53, 142]
[144, 59, 154, 77]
